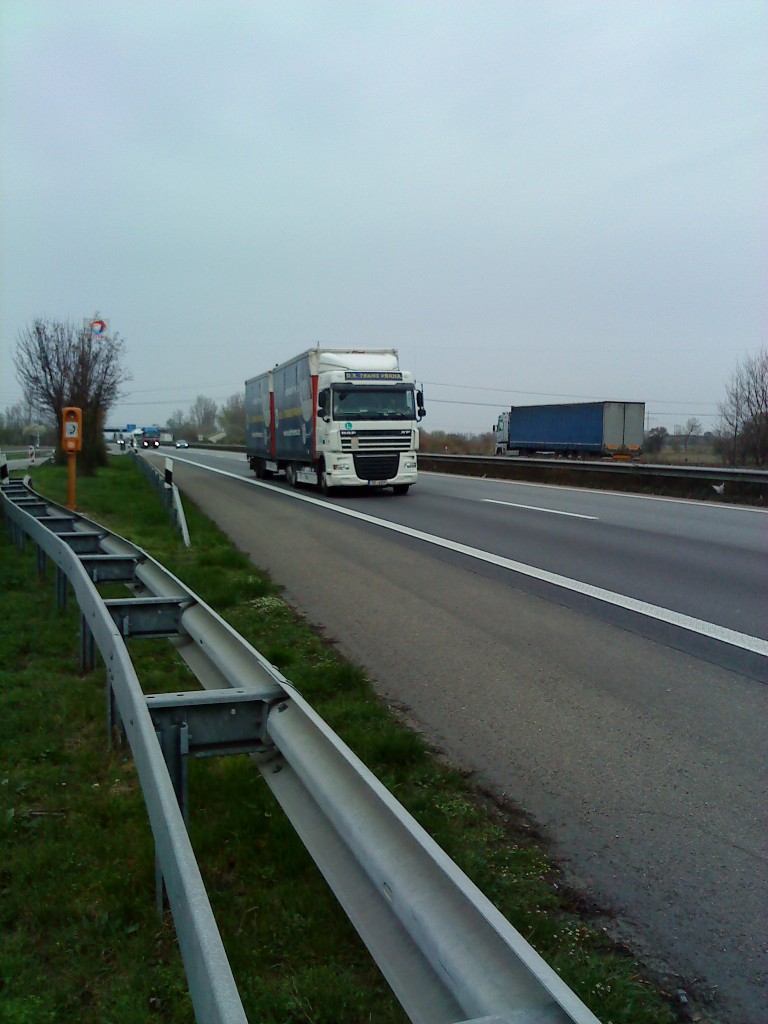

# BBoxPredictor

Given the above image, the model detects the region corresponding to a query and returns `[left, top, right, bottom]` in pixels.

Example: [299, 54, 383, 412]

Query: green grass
[0, 459, 682, 1023]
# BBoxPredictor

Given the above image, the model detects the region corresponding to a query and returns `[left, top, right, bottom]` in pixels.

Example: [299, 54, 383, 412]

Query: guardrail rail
[418, 453, 768, 503]
[1, 474, 602, 1024]
[132, 449, 191, 546]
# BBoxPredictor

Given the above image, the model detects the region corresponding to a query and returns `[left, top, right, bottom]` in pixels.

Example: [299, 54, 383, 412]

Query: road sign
[85, 317, 110, 340]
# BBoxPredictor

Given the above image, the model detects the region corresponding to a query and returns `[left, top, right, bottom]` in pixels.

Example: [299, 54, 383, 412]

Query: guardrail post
[36, 544, 47, 578]
[79, 613, 96, 674]
[56, 566, 68, 609]
[154, 720, 189, 916]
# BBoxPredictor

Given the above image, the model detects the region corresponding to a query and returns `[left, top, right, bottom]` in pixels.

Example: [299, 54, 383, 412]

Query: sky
[1, 0, 766, 436]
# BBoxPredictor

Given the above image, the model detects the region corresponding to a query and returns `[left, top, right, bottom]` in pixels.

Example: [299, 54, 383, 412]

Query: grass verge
[0, 458, 681, 1023]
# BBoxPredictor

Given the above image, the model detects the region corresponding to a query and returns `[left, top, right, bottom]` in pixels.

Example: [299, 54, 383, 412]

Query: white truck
[245, 348, 425, 495]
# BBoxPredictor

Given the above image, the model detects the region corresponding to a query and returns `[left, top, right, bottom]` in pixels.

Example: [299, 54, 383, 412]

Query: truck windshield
[332, 386, 415, 421]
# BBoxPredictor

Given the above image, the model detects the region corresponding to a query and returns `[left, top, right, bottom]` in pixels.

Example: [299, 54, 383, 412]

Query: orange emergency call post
[62, 407, 82, 509]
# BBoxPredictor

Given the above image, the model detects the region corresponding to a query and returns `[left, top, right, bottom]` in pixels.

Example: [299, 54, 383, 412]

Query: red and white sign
[85, 317, 110, 340]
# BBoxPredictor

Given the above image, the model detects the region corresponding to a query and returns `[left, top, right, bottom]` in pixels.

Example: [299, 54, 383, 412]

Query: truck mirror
[418, 407, 426, 420]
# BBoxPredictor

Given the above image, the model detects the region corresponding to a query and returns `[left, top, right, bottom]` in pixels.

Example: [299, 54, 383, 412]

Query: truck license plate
[368, 480, 387, 486]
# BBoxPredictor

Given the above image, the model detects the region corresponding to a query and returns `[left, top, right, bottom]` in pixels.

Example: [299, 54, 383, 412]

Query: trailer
[494, 401, 645, 458]
[245, 348, 425, 495]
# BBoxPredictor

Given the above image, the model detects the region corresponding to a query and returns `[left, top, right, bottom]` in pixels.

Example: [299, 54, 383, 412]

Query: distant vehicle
[139, 425, 161, 448]
[175, 439, 189, 449]
[494, 401, 645, 459]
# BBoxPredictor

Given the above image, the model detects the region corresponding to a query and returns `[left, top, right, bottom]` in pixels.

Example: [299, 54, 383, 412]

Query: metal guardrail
[418, 452, 768, 502]
[1, 476, 602, 1024]
[425, 451, 767, 483]
[132, 450, 191, 546]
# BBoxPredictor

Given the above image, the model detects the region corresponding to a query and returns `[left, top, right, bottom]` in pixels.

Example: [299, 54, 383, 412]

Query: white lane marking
[431, 470, 768, 514]
[483, 499, 598, 520]
[173, 456, 768, 657]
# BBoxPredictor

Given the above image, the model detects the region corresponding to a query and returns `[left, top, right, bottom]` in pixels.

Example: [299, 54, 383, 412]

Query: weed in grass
[3, 459, 682, 1024]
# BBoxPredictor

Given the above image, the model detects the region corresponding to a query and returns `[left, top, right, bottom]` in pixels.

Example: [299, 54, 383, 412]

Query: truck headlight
[332, 461, 351, 471]
[404, 459, 417, 469]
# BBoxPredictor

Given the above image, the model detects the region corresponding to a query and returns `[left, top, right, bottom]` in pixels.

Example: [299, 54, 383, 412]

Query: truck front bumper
[325, 453, 418, 488]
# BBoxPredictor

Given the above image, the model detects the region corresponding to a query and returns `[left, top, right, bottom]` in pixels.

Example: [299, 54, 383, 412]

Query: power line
[422, 380, 719, 407]
[122, 381, 241, 397]
[425, 397, 718, 418]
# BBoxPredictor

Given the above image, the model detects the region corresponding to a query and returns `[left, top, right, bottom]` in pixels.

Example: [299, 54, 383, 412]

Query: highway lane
[340, 472, 766, 643]
[154, 451, 768, 1023]
[167, 451, 767, 673]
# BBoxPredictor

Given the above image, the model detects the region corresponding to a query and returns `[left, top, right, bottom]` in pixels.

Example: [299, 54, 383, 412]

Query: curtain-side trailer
[245, 348, 425, 495]
[494, 401, 645, 458]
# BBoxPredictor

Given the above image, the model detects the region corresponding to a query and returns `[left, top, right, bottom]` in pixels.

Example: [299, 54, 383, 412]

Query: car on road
[175, 440, 189, 448]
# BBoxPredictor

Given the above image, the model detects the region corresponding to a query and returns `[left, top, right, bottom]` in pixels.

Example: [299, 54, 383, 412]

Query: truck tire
[285, 463, 297, 487]
[392, 484, 410, 495]
[319, 466, 336, 497]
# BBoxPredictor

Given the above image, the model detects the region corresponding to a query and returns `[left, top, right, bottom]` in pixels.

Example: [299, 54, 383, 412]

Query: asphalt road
[154, 450, 767, 1023]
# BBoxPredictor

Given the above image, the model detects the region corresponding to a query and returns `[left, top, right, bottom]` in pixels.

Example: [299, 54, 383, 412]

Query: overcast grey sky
[2, 0, 766, 435]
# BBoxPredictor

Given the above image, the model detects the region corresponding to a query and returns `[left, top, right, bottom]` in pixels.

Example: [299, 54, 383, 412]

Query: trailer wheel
[286, 463, 298, 488]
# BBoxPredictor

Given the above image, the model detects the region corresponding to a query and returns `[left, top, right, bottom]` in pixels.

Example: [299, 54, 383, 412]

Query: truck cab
[494, 412, 510, 455]
[315, 368, 424, 493]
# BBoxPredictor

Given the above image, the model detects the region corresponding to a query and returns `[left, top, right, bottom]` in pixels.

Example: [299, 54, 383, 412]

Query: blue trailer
[494, 401, 645, 458]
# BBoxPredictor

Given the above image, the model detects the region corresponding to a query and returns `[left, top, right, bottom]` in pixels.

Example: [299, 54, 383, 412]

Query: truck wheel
[254, 459, 273, 480]
[392, 484, 410, 496]
[319, 467, 336, 497]
[285, 463, 296, 487]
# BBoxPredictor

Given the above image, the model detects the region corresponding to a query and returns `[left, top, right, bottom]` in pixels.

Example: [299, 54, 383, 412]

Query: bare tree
[165, 408, 191, 438]
[683, 417, 702, 452]
[14, 318, 131, 473]
[218, 392, 246, 444]
[717, 348, 768, 465]
[0, 404, 27, 446]
[189, 395, 218, 438]
[643, 426, 668, 455]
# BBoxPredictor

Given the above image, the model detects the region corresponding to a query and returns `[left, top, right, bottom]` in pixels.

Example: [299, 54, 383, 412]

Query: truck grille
[340, 429, 412, 453]
[353, 453, 401, 481]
